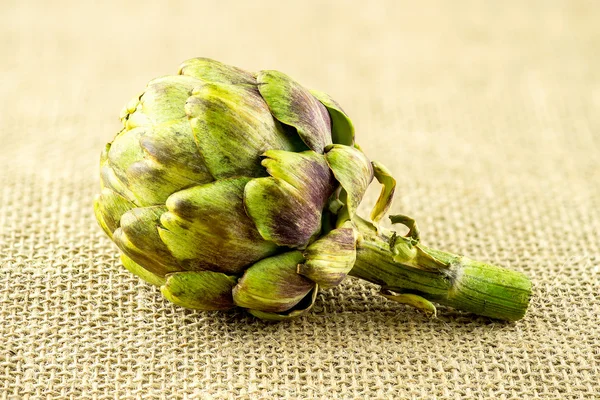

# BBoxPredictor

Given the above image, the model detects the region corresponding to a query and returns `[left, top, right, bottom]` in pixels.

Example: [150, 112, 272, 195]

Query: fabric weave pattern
[1, 1, 598, 398]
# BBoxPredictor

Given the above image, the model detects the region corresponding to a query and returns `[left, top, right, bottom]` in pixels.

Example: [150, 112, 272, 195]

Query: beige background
[1, 1, 599, 398]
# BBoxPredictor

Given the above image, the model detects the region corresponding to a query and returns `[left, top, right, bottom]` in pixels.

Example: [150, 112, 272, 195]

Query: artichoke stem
[349, 217, 532, 321]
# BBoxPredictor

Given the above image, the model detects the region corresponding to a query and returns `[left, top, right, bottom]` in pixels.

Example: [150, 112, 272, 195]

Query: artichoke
[94, 58, 531, 321]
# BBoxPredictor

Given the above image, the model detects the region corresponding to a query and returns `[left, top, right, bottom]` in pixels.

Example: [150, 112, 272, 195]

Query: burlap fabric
[1, 1, 598, 398]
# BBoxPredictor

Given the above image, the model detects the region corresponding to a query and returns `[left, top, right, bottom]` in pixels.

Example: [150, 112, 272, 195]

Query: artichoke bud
[95, 57, 386, 320]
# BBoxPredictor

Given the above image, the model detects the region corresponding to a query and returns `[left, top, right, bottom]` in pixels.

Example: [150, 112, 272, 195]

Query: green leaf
[310, 89, 354, 145]
[93, 187, 136, 239]
[159, 178, 278, 274]
[248, 286, 319, 320]
[107, 122, 212, 206]
[261, 149, 336, 208]
[298, 220, 357, 289]
[112, 206, 181, 276]
[325, 145, 373, 218]
[119, 91, 143, 125]
[178, 57, 257, 85]
[244, 177, 323, 248]
[120, 254, 166, 287]
[244, 150, 336, 248]
[389, 214, 420, 242]
[232, 251, 314, 313]
[370, 161, 396, 223]
[257, 70, 332, 153]
[99, 143, 138, 204]
[108, 75, 215, 206]
[186, 82, 303, 179]
[380, 290, 437, 318]
[137, 75, 200, 125]
[139, 119, 213, 184]
[161, 270, 237, 310]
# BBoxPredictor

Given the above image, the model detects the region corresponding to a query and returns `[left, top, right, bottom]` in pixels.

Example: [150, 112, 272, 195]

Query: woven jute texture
[1, 1, 599, 399]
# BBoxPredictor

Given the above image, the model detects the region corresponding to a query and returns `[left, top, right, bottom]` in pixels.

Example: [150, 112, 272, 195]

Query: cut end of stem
[437, 255, 532, 321]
